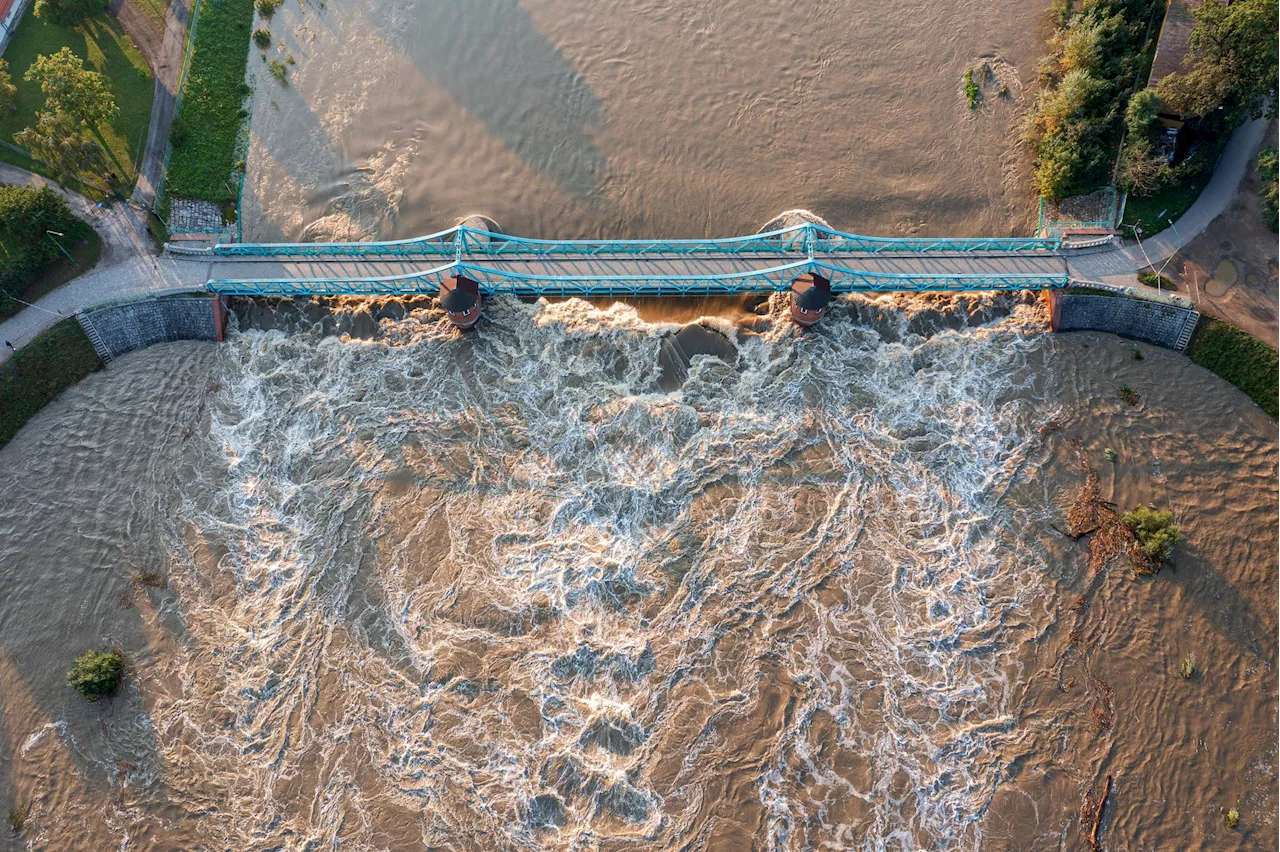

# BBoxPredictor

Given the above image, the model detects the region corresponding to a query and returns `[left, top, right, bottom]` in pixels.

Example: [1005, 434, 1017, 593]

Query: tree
[0, 60, 15, 113]
[1124, 88, 1160, 139]
[23, 47, 116, 127]
[1118, 139, 1173, 195]
[14, 109, 106, 181]
[66, 649, 124, 700]
[33, 0, 102, 26]
[1157, 0, 1278, 123]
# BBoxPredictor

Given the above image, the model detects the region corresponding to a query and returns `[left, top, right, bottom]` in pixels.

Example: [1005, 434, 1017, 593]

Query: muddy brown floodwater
[0, 294, 1274, 851]
[241, 0, 1043, 242]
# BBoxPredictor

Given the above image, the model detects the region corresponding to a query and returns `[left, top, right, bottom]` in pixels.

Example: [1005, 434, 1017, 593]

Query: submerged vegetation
[66, 648, 125, 700]
[165, 0, 255, 202]
[1121, 503, 1182, 572]
[963, 68, 981, 109]
[1188, 316, 1279, 419]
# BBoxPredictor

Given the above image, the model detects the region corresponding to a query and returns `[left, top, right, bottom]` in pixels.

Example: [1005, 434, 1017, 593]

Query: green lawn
[1188, 316, 1279, 419]
[0, 319, 103, 447]
[1120, 177, 1209, 236]
[165, 0, 254, 202]
[0, 6, 154, 187]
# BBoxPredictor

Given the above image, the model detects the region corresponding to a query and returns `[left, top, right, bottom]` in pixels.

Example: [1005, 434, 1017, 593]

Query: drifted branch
[1090, 774, 1113, 851]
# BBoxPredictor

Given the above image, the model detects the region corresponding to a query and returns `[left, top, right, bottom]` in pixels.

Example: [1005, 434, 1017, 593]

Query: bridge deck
[206, 252, 1070, 297]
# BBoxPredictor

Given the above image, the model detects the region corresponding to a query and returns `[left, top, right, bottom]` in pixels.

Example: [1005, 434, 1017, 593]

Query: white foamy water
[131, 294, 1059, 849]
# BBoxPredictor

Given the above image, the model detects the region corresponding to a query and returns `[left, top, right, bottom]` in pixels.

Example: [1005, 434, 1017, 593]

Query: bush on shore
[1188, 316, 1279, 419]
[1027, 0, 1165, 201]
[1259, 147, 1278, 231]
[165, 0, 254, 202]
[66, 648, 124, 700]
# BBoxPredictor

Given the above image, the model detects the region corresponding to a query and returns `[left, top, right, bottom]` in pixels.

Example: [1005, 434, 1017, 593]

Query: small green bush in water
[1121, 504, 1182, 566]
[1179, 653, 1196, 678]
[253, 27, 271, 48]
[66, 649, 124, 700]
[268, 59, 287, 82]
[1224, 807, 1240, 829]
[964, 68, 981, 110]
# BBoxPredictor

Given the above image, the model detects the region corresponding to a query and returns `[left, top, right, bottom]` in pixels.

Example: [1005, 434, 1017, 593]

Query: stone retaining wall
[1051, 292, 1200, 350]
[77, 296, 219, 362]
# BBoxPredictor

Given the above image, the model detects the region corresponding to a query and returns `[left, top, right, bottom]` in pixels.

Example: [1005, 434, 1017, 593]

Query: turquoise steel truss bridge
[204, 222, 1070, 297]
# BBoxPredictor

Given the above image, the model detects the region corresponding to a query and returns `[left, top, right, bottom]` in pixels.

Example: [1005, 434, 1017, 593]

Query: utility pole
[45, 230, 77, 266]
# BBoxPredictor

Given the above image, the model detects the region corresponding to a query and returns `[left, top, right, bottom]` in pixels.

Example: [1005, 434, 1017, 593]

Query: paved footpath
[1, 117, 1273, 368]
[1067, 116, 1272, 285]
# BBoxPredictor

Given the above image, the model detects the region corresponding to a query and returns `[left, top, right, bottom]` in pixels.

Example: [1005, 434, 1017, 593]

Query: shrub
[255, 0, 281, 16]
[1121, 504, 1182, 565]
[0, 59, 15, 113]
[1179, 653, 1196, 678]
[1124, 88, 1161, 140]
[169, 115, 190, 148]
[963, 68, 981, 110]
[253, 27, 272, 48]
[1224, 808, 1240, 829]
[1118, 385, 1139, 405]
[268, 59, 287, 82]
[66, 649, 124, 700]
[1259, 147, 1278, 231]
[1137, 272, 1175, 290]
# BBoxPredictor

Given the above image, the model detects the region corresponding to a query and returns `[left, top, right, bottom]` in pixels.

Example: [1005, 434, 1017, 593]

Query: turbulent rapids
[155, 292, 1056, 849]
[2, 291, 1276, 851]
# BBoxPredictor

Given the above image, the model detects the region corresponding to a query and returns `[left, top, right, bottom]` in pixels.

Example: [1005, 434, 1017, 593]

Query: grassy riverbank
[0, 6, 154, 187]
[165, 0, 255, 202]
[1188, 316, 1278, 419]
[0, 319, 102, 447]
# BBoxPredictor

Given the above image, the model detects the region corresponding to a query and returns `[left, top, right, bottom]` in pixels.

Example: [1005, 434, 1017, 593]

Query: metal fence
[1037, 187, 1122, 237]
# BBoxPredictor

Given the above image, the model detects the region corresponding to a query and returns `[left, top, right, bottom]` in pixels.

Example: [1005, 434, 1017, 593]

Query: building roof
[792, 273, 833, 310]
[439, 276, 479, 312]
[1147, 0, 1204, 93]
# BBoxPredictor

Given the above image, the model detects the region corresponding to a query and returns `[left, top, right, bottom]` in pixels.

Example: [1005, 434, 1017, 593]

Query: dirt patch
[109, 0, 170, 70]
[1153, 120, 1279, 346]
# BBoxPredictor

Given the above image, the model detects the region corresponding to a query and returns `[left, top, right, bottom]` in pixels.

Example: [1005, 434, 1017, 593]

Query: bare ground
[1151, 121, 1279, 347]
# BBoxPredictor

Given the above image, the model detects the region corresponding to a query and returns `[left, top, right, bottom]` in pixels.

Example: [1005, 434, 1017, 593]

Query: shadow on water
[377, 0, 608, 202]
[1165, 540, 1274, 661]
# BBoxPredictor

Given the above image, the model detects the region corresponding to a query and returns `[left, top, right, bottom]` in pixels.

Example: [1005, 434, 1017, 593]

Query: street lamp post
[45, 230, 77, 266]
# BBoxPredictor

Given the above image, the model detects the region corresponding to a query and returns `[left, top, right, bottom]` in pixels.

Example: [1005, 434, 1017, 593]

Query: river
[240, 0, 1043, 242]
[0, 294, 1274, 850]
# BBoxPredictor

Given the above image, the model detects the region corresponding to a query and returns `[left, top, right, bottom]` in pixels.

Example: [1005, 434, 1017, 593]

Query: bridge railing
[209, 223, 1061, 259]
[207, 259, 1069, 298]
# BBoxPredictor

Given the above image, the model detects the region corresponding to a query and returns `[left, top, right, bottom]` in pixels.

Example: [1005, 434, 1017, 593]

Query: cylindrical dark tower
[439, 275, 482, 331]
[789, 272, 832, 327]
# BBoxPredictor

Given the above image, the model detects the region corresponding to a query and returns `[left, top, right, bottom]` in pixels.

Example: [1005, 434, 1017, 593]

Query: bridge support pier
[789, 273, 832, 327]
[440, 275, 482, 331]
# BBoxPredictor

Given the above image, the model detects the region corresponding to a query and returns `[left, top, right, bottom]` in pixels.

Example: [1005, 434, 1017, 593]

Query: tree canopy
[1157, 0, 1279, 123]
[24, 47, 117, 127]
[33, 0, 104, 27]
